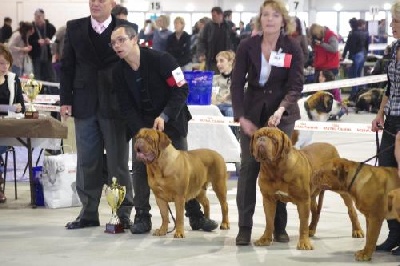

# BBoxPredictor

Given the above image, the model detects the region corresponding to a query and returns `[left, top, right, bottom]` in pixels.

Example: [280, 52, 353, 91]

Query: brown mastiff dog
[251, 127, 362, 250]
[134, 128, 230, 238]
[313, 157, 400, 261]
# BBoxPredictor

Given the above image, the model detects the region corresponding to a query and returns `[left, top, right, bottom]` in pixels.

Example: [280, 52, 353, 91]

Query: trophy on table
[104, 177, 126, 234]
[22, 74, 42, 119]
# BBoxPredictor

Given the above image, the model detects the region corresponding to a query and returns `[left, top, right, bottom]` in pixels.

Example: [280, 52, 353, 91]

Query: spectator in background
[28, 8, 56, 82]
[309, 23, 340, 82]
[190, 18, 207, 64]
[371, 44, 392, 88]
[111, 4, 138, 33]
[166, 17, 191, 71]
[0, 44, 25, 203]
[378, 19, 388, 44]
[212, 50, 235, 117]
[342, 18, 369, 103]
[51, 25, 66, 82]
[8, 22, 34, 76]
[152, 15, 172, 52]
[138, 19, 156, 47]
[224, 10, 239, 51]
[0, 17, 12, 43]
[197, 7, 233, 73]
[290, 17, 309, 66]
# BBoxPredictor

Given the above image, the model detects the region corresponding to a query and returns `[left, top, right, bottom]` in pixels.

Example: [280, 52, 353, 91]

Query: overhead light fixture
[235, 4, 244, 12]
[185, 3, 195, 12]
[383, 3, 392, 11]
[333, 3, 343, 12]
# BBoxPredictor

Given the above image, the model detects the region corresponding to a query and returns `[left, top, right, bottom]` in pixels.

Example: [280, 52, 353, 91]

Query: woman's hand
[239, 117, 257, 136]
[268, 107, 285, 127]
[371, 113, 384, 132]
[13, 103, 22, 113]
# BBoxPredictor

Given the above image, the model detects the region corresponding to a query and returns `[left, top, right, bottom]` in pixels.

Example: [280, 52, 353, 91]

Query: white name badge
[269, 51, 292, 68]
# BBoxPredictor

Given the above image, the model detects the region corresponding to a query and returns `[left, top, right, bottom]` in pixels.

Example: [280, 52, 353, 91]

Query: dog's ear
[250, 130, 257, 156]
[325, 95, 333, 112]
[388, 191, 394, 212]
[279, 129, 292, 158]
[157, 130, 171, 149]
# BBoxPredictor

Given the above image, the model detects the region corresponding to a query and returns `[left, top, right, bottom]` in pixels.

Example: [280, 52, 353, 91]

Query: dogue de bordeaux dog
[251, 127, 363, 250]
[313, 157, 400, 261]
[134, 128, 230, 238]
[389, 188, 400, 223]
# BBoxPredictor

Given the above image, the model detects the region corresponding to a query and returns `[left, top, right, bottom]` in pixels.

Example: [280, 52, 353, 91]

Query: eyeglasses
[109, 36, 131, 48]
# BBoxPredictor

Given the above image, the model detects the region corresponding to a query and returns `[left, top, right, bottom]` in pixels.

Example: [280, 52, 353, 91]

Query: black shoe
[274, 231, 290, 243]
[130, 210, 152, 234]
[119, 217, 132, 230]
[392, 246, 400, 255]
[189, 216, 218, 231]
[65, 218, 100, 229]
[376, 219, 400, 251]
[236, 226, 252, 246]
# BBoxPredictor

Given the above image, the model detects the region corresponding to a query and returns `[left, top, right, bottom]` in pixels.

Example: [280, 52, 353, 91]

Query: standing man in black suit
[60, 0, 133, 230]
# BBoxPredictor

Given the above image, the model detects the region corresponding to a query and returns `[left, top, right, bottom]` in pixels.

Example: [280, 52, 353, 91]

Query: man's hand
[268, 107, 285, 127]
[153, 116, 165, 131]
[60, 105, 72, 121]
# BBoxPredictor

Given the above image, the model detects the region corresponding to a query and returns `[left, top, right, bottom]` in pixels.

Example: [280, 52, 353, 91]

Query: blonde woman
[152, 15, 172, 51]
[231, 0, 304, 245]
[166, 17, 191, 70]
[212, 50, 235, 117]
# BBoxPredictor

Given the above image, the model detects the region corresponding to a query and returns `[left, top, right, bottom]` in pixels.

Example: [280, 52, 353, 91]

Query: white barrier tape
[20, 77, 60, 88]
[33, 104, 60, 112]
[23, 94, 60, 104]
[303, 74, 387, 93]
[190, 115, 376, 134]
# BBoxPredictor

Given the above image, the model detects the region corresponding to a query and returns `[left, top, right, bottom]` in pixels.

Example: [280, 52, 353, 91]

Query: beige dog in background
[313, 158, 400, 261]
[251, 127, 362, 250]
[134, 128, 230, 238]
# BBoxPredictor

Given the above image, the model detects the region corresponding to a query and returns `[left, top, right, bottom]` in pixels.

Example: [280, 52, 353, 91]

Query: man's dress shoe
[65, 219, 100, 229]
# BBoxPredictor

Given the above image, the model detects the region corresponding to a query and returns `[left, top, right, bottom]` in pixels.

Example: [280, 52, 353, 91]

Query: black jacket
[28, 19, 56, 60]
[60, 16, 129, 119]
[342, 29, 369, 58]
[166, 31, 191, 67]
[113, 47, 192, 140]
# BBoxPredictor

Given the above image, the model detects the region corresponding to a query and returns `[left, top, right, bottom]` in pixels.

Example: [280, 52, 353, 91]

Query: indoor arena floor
[1, 111, 400, 265]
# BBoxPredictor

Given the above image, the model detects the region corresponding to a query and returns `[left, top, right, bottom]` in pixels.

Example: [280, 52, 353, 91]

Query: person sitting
[212, 50, 235, 117]
[0, 43, 25, 203]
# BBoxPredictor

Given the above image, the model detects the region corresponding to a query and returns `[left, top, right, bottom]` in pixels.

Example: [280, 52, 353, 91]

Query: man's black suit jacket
[60, 15, 128, 119]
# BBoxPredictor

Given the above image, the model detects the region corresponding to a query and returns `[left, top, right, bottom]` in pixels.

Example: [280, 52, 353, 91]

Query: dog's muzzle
[135, 138, 156, 163]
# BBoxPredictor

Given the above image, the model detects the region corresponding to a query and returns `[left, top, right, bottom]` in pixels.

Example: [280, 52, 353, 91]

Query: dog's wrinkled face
[250, 127, 291, 163]
[313, 158, 348, 191]
[134, 128, 171, 164]
[304, 91, 334, 121]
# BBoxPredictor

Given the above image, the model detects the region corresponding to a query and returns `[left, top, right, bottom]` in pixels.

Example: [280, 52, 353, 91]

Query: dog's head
[304, 91, 334, 121]
[134, 128, 172, 164]
[313, 158, 351, 191]
[250, 127, 292, 163]
[356, 88, 384, 112]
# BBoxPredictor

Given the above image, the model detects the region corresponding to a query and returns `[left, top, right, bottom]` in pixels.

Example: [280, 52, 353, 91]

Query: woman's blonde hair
[392, 1, 400, 20]
[257, 0, 294, 35]
[216, 50, 236, 67]
[157, 15, 170, 29]
[174, 16, 185, 27]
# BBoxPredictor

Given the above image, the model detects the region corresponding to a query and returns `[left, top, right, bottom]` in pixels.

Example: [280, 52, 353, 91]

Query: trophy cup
[104, 177, 126, 234]
[22, 74, 42, 119]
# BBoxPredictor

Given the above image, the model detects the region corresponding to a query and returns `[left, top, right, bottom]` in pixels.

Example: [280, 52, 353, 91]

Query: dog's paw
[355, 250, 372, 261]
[254, 236, 272, 246]
[173, 231, 185, 238]
[308, 229, 316, 237]
[153, 228, 167, 236]
[352, 229, 364, 238]
[220, 222, 230, 230]
[296, 239, 314, 250]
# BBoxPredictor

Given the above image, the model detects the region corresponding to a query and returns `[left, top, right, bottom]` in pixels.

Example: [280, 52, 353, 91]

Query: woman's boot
[376, 219, 400, 251]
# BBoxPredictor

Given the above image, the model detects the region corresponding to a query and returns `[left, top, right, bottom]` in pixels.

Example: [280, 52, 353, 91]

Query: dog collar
[347, 162, 365, 191]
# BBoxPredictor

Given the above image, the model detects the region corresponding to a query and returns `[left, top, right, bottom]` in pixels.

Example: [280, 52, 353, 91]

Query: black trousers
[236, 122, 295, 232]
[379, 115, 400, 167]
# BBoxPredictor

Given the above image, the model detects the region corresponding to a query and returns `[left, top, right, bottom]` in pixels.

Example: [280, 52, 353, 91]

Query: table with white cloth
[0, 115, 68, 207]
[187, 105, 241, 164]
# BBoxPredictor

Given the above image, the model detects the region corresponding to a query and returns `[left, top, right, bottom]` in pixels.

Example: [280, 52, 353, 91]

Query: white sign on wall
[288, 0, 304, 12]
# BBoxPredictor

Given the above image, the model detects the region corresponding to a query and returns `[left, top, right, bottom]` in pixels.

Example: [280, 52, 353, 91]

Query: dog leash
[167, 204, 177, 234]
[348, 126, 396, 191]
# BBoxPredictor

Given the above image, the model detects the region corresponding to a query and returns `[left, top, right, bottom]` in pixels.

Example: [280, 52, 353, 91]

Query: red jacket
[313, 28, 340, 70]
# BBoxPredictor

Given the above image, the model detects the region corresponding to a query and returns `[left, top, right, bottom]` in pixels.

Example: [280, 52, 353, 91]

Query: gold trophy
[104, 177, 126, 234]
[22, 74, 42, 119]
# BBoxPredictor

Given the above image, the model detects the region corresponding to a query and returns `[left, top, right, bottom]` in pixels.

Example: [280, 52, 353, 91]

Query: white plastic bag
[41, 153, 81, 208]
